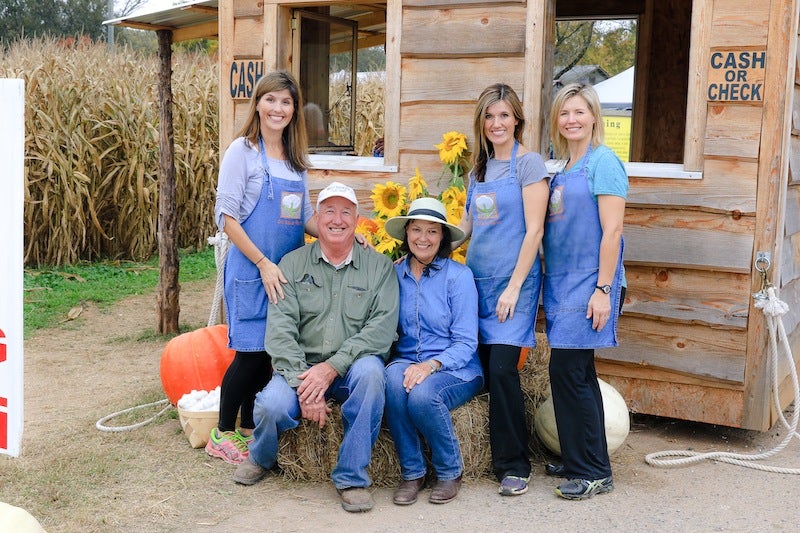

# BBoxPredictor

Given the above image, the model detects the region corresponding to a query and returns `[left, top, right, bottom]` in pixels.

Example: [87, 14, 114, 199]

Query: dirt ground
[3, 278, 800, 532]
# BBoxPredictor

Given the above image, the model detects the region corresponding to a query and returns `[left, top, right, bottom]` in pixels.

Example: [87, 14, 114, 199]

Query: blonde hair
[471, 83, 526, 183]
[549, 83, 605, 160]
[236, 71, 310, 172]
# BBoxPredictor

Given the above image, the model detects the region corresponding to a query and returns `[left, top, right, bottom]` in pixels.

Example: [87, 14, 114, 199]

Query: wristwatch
[595, 284, 612, 294]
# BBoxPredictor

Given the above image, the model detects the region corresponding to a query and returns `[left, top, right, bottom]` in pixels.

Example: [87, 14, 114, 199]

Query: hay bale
[276, 333, 552, 486]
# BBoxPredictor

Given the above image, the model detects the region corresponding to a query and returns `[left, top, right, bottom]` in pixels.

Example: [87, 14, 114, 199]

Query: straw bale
[277, 333, 552, 486]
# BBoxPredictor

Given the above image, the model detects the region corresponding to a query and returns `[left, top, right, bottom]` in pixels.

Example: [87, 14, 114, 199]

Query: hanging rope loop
[646, 257, 800, 474]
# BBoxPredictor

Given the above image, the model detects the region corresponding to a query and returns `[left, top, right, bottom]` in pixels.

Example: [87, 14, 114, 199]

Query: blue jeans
[384, 362, 483, 481]
[249, 355, 386, 489]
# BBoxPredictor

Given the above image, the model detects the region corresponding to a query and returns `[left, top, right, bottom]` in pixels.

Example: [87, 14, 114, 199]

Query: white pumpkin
[0, 502, 46, 533]
[534, 378, 630, 456]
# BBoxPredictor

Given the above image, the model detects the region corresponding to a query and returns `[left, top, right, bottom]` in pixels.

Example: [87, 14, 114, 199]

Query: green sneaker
[205, 427, 249, 465]
[235, 429, 254, 448]
[555, 476, 614, 500]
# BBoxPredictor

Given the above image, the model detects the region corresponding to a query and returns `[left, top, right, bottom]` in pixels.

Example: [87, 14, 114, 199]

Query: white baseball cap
[316, 181, 358, 209]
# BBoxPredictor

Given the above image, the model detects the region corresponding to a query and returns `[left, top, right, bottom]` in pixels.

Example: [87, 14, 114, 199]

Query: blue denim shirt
[390, 257, 483, 383]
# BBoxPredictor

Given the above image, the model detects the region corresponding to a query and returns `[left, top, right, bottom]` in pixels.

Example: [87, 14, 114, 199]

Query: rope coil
[645, 282, 800, 474]
[95, 399, 172, 433]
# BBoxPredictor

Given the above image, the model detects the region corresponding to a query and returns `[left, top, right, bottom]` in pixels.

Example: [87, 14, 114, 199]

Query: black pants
[217, 350, 271, 432]
[548, 287, 625, 480]
[549, 347, 611, 480]
[480, 343, 530, 480]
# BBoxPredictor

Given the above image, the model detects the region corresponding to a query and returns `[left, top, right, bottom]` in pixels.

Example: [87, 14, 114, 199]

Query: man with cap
[232, 181, 399, 513]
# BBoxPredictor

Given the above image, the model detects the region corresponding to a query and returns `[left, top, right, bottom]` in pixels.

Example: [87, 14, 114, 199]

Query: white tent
[593, 66, 634, 109]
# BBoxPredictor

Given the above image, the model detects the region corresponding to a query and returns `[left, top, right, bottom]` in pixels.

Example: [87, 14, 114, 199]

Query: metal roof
[103, 1, 219, 41]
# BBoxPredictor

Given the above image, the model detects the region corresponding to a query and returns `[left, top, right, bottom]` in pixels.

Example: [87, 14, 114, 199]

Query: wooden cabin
[111, 0, 800, 430]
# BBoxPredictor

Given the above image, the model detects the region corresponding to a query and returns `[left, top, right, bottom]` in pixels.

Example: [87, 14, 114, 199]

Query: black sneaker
[544, 463, 565, 477]
[555, 476, 614, 500]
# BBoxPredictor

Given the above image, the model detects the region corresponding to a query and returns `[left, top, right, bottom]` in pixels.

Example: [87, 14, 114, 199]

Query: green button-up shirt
[266, 240, 399, 387]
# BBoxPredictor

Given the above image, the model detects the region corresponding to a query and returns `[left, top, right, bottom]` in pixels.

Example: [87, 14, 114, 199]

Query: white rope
[645, 286, 800, 474]
[207, 231, 230, 327]
[95, 398, 173, 433]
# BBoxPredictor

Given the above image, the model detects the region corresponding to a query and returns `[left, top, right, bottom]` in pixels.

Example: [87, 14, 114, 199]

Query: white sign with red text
[0, 79, 25, 457]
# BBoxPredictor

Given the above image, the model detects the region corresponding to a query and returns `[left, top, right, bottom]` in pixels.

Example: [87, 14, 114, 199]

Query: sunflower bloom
[371, 181, 408, 218]
[356, 216, 379, 240]
[375, 224, 401, 256]
[407, 168, 428, 200]
[451, 246, 467, 264]
[435, 131, 468, 165]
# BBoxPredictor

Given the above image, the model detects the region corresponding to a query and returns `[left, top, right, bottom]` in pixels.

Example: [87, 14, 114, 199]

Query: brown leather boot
[392, 476, 426, 505]
[429, 475, 461, 504]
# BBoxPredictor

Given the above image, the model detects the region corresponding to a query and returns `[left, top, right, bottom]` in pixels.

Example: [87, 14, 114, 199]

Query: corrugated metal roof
[103, 0, 218, 39]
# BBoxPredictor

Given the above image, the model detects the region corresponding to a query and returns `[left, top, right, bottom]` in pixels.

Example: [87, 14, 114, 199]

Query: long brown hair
[549, 83, 605, 160]
[471, 83, 526, 183]
[235, 70, 310, 172]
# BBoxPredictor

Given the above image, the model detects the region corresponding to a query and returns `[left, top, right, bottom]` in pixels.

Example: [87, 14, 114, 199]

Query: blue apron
[224, 138, 305, 351]
[543, 145, 624, 349]
[465, 142, 541, 347]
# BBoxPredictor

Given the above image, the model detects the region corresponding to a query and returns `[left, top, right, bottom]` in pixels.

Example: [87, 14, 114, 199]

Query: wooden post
[156, 29, 180, 334]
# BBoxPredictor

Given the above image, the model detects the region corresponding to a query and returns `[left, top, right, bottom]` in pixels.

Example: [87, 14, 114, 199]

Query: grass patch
[23, 248, 216, 336]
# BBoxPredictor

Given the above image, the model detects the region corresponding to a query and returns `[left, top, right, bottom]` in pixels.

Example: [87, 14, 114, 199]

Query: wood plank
[623, 207, 755, 272]
[790, 134, 800, 184]
[785, 186, 800, 236]
[603, 315, 747, 383]
[683, 0, 712, 171]
[233, 17, 264, 57]
[777, 275, 800, 338]
[384, 0, 402, 167]
[709, 0, 770, 48]
[401, 57, 523, 103]
[404, 0, 523, 5]
[234, 0, 264, 18]
[218, 0, 236, 151]
[623, 266, 750, 328]
[704, 104, 762, 160]
[742, 0, 798, 430]
[780, 231, 800, 286]
[596, 370, 745, 428]
[401, 5, 526, 57]
[399, 102, 474, 152]
[628, 158, 757, 213]
[525, 0, 554, 154]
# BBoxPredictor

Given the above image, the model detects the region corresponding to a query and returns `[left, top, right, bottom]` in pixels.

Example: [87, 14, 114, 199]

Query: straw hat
[384, 197, 466, 242]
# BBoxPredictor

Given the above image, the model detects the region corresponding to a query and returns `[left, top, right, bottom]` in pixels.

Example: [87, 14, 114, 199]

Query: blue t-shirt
[585, 144, 628, 200]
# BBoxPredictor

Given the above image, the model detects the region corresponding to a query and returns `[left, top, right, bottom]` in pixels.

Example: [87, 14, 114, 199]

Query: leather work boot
[392, 476, 426, 505]
[232, 456, 268, 486]
[337, 487, 374, 512]
[429, 475, 462, 504]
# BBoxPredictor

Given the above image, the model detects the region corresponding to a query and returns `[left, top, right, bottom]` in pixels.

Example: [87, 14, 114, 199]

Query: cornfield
[1, 39, 383, 266]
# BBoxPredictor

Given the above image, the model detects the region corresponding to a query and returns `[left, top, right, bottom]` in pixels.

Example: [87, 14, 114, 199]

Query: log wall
[219, 0, 800, 429]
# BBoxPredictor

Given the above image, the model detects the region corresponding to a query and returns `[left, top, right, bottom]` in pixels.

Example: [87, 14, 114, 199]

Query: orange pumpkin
[160, 325, 235, 405]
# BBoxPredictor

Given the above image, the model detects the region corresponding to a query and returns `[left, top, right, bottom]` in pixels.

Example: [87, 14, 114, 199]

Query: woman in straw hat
[383, 197, 484, 506]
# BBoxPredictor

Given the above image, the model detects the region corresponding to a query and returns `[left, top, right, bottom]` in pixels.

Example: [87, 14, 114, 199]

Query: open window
[290, 4, 389, 166]
[554, 1, 698, 174]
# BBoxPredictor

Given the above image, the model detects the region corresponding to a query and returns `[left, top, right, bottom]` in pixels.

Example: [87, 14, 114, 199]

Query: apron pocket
[234, 277, 267, 321]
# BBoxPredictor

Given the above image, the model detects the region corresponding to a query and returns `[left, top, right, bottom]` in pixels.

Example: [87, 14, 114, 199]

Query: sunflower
[374, 223, 401, 256]
[440, 185, 466, 209]
[451, 245, 467, 265]
[371, 181, 408, 218]
[355, 216, 379, 242]
[407, 168, 428, 200]
[435, 131, 468, 166]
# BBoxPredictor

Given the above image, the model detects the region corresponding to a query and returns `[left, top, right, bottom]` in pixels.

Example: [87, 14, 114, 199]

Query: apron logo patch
[548, 185, 565, 218]
[281, 192, 303, 219]
[475, 193, 498, 220]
